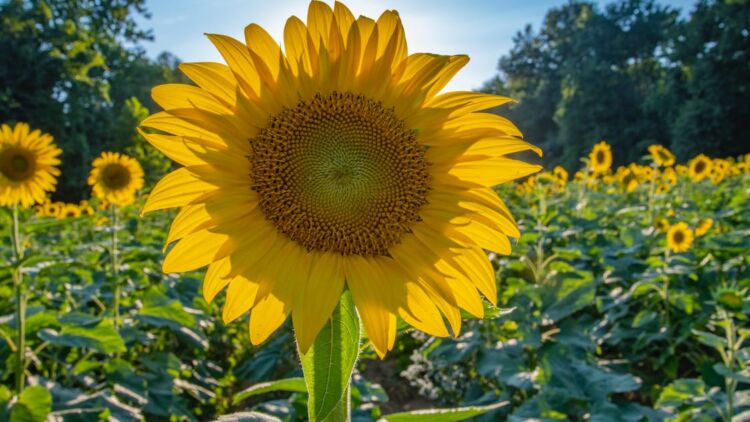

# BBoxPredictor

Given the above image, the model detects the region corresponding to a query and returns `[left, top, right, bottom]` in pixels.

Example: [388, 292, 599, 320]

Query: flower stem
[724, 314, 736, 420]
[110, 204, 120, 329]
[10, 205, 26, 394]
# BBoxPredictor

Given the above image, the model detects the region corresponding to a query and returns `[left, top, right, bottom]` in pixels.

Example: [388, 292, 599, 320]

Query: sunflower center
[695, 161, 705, 174]
[251, 91, 430, 256]
[596, 150, 605, 163]
[0, 147, 36, 182]
[672, 231, 685, 244]
[101, 163, 132, 190]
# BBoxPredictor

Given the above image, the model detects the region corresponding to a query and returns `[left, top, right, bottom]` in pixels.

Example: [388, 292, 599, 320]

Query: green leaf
[713, 363, 750, 384]
[692, 330, 727, 350]
[381, 401, 509, 422]
[38, 319, 125, 354]
[299, 290, 360, 422]
[232, 378, 307, 404]
[136, 287, 195, 329]
[656, 379, 705, 408]
[10, 386, 52, 422]
[216, 412, 282, 421]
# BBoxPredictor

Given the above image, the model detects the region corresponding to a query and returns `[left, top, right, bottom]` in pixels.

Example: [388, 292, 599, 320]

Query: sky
[138, 0, 697, 92]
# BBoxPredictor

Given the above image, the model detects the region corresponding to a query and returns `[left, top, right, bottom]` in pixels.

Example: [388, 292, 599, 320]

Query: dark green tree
[0, 0, 183, 199]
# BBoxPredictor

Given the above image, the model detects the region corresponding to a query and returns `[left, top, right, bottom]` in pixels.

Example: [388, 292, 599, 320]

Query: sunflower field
[1, 1, 750, 422]
[1, 128, 749, 421]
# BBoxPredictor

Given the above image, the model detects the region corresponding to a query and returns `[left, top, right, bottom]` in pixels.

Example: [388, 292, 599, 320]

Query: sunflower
[61, 203, 81, 218]
[667, 222, 693, 253]
[589, 141, 612, 174]
[43, 201, 62, 218]
[88, 152, 144, 206]
[552, 165, 568, 191]
[0, 122, 62, 208]
[140, 1, 542, 356]
[688, 154, 712, 182]
[695, 218, 713, 237]
[655, 217, 669, 232]
[662, 167, 677, 186]
[647, 144, 675, 167]
[618, 168, 639, 192]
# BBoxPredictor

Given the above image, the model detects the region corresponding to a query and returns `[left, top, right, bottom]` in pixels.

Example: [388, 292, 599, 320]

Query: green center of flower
[596, 150, 605, 164]
[251, 91, 430, 256]
[101, 163, 132, 190]
[0, 147, 35, 182]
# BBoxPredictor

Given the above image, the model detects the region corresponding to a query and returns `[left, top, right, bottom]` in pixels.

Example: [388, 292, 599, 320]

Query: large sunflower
[0, 122, 62, 208]
[589, 141, 612, 174]
[88, 152, 144, 206]
[140, 1, 542, 356]
[688, 154, 712, 182]
[667, 222, 694, 253]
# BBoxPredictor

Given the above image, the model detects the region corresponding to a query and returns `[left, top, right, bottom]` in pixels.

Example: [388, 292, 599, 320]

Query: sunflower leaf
[299, 290, 360, 422]
[380, 401, 509, 422]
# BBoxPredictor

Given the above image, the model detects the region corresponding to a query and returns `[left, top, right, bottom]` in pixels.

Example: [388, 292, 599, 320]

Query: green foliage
[0, 0, 182, 200]
[486, 0, 750, 170]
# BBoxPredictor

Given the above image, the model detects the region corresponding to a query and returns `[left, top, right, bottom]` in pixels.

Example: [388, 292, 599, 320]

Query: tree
[0, 0, 182, 199]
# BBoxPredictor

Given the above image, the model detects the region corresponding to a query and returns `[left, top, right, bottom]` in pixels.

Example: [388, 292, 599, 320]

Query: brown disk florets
[251, 91, 430, 256]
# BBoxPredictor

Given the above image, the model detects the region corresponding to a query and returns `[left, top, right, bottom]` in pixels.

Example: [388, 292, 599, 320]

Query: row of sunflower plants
[394, 143, 750, 421]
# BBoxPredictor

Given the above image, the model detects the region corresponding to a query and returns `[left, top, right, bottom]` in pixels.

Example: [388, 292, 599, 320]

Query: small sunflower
[0, 122, 62, 208]
[589, 141, 612, 174]
[647, 144, 675, 167]
[688, 154, 712, 182]
[662, 167, 677, 186]
[695, 218, 713, 237]
[61, 203, 81, 218]
[667, 222, 694, 253]
[140, 1, 542, 356]
[655, 217, 670, 232]
[88, 152, 144, 206]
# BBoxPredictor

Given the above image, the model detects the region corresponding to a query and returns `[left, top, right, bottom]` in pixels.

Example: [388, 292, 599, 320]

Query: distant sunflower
[688, 154, 712, 182]
[695, 218, 713, 237]
[88, 152, 144, 206]
[140, 1, 542, 356]
[61, 203, 81, 218]
[43, 201, 61, 218]
[648, 144, 675, 167]
[667, 222, 693, 253]
[655, 217, 669, 232]
[0, 122, 62, 208]
[662, 167, 677, 186]
[589, 141, 612, 174]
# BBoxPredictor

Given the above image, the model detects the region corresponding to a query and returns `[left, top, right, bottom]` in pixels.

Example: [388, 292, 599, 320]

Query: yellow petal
[142, 168, 218, 214]
[344, 256, 398, 358]
[203, 257, 232, 303]
[162, 229, 233, 273]
[223, 276, 260, 323]
[292, 252, 345, 353]
[206, 33, 261, 97]
[178, 62, 238, 106]
[249, 292, 290, 345]
[152, 84, 231, 114]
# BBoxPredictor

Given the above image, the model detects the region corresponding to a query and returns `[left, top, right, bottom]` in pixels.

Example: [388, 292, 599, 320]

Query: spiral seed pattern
[251, 91, 430, 256]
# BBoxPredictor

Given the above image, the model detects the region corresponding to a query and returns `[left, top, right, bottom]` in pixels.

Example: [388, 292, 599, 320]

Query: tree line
[2, 0, 748, 200]
[482, 0, 750, 170]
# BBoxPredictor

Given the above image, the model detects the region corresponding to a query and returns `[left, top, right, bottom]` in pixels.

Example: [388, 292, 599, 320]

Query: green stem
[110, 204, 120, 329]
[724, 315, 736, 421]
[11, 205, 26, 394]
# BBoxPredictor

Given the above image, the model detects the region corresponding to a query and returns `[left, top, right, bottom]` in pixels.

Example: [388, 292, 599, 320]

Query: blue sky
[139, 0, 696, 91]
